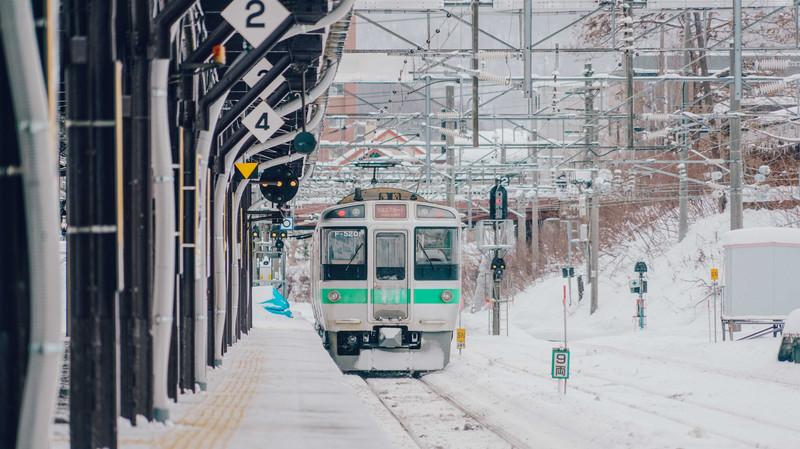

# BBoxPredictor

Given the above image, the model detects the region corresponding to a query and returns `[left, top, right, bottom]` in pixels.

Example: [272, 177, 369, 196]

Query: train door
[372, 231, 408, 320]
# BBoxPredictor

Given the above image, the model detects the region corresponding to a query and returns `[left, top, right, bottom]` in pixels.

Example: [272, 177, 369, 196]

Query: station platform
[53, 288, 393, 449]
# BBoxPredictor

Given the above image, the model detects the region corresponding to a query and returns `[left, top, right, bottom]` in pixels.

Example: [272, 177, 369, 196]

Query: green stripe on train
[371, 289, 409, 304]
[414, 288, 461, 304]
[321, 288, 368, 304]
[321, 288, 460, 304]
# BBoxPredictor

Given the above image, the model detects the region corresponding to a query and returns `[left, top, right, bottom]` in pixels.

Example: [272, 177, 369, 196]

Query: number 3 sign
[221, 0, 291, 48]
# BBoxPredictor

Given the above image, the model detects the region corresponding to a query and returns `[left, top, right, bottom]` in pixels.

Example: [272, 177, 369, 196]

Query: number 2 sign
[221, 0, 291, 48]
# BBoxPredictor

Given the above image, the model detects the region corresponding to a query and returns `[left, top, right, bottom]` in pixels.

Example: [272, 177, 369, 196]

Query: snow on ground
[372, 207, 800, 448]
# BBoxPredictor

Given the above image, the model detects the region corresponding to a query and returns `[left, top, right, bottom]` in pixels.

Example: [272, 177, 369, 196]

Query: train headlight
[327, 290, 341, 302]
[440, 290, 454, 303]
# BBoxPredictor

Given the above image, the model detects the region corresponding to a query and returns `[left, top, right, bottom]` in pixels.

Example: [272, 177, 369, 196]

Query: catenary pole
[730, 0, 743, 230]
[471, 0, 479, 148]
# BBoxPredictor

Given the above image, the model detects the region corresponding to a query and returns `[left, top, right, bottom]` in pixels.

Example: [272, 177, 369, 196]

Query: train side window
[322, 228, 366, 281]
[414, 228, 459, 281]
[375, 232, 405, 280]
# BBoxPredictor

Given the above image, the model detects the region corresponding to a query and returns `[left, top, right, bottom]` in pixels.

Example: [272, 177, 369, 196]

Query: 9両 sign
[551, 348, 570, 379]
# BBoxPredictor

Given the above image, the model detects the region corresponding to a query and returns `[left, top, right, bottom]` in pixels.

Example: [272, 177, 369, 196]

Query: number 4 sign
[221, 0, 291, 48]
[242, 102, 284, 143]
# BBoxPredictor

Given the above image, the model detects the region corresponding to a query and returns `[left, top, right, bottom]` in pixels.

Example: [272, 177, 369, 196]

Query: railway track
[463, 348, 800, 449]
[360, 376, 531, 449]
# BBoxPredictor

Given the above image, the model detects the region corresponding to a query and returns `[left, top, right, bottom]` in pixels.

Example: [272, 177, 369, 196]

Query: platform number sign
[221, 0, 291, 48]
[456, 328, 466, 349]
[243, 102, 284, 143]
[551, 348, 569, 379]
[243, 59, 286, 100]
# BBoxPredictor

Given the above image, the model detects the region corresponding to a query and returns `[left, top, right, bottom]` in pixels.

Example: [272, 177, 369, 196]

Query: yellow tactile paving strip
[119, 330, 267, 449]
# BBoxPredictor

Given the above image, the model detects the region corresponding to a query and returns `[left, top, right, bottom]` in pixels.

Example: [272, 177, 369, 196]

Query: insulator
[477, 51, 510, 61]
[641, 128, 670, 140]
[755, 59, 791, 71]
[477, 71, 512, 87]
[753, 80, 787, 96]
[437, 126, 469, 139]
[618, 16, 633, 25]
[435, 111, 460, 119]
[642, 113, 671, 123]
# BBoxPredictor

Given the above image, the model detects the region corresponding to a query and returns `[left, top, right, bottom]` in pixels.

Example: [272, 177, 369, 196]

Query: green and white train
[310, 188, 462, 373]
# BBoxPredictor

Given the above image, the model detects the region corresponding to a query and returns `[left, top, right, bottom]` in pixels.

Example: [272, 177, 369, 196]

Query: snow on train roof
[721, 227, 800, 247]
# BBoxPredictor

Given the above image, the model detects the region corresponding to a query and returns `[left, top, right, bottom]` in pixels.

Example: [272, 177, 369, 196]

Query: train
[310, 187, 462, 373]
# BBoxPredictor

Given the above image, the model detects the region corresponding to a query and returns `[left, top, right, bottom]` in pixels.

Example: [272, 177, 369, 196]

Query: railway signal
[631, 261, 648, 329]
[491, 256, 506, 280]
[259, 166, 299, 205]
[489, 181, 507, 220]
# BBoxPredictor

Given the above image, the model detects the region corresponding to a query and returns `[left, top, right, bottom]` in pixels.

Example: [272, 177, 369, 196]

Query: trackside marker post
[553, 285, 569, 394]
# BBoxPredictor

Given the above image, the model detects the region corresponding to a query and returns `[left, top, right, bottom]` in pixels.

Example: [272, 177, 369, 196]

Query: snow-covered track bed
[456, 345, 800, 449]
[362, 376, 526, 449]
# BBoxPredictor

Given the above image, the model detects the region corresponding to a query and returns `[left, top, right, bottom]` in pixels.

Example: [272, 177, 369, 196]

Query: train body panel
[310, 188, 462, 373]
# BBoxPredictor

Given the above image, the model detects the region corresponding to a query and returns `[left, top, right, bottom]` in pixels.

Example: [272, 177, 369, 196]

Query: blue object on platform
[260, 287, 293, 318]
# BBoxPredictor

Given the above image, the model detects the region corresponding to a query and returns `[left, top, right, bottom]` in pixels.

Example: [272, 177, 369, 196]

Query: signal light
[212, 45, 226, 65]
[259, 166, 299, 205]
[491, 257, 506, 280]
[491, 257, 506, 271]
[489, 183, 507, 220]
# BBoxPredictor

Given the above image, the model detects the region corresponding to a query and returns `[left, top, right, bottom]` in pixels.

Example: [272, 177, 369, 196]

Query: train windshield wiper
[345, 242, 363, 272]
[417, 241, 436, 271]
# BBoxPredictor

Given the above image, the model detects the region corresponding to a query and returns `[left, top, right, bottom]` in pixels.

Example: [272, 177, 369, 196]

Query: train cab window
[375, 232, 405, 280]
[414, 228, 459, 281]
[322, 228, 366, 281]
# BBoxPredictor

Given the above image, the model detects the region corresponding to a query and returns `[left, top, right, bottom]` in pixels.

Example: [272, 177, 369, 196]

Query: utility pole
[624, 2, 635, 161]
[590, 189, 599, 314]
[583, 62, 600, 313]
[446, 85, 455, 207]
[678, 12, 691, 241]
[425, 76, 431, 187]
[531, 192, 539, 278]
[730, 0, 744, 230]
[523, 0, 532, 99]
[471, 0, 479, 148]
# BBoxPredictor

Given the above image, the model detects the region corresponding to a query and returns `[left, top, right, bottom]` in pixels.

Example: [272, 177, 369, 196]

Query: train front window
[414, 228, 459, 281]
[322, 228, 366, 281]
[375, 232, 405, 280]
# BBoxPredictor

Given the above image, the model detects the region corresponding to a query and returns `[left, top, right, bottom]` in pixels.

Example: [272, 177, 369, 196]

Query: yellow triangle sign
[235, 162, 258, 179]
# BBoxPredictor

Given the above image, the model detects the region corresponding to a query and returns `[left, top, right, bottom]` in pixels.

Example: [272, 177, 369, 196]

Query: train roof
[337, 188, 428, 204]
